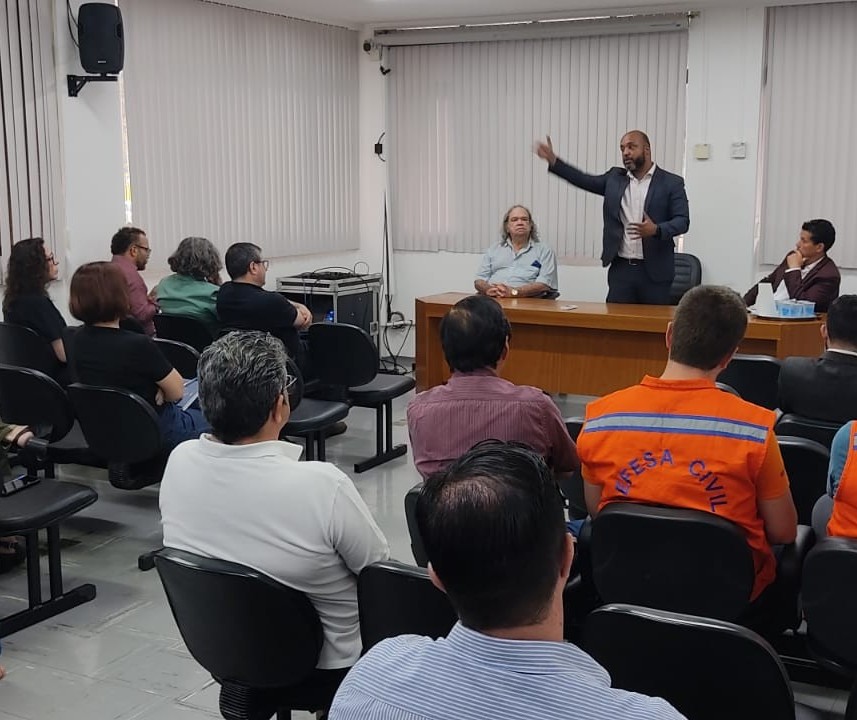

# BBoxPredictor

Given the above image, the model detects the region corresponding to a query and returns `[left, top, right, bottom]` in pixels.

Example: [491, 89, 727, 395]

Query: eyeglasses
[253, 259, 270, 270]
[134, 244, 152, 254]
[45, 254, 58, 266]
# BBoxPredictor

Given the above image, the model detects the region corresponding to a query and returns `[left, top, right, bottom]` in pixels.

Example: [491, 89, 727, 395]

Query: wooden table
[415, 293, 825, 396]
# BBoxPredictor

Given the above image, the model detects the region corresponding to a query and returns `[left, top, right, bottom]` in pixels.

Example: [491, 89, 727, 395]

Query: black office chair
[0, 322, 61, 379]
[154, 547, 338, 719]
[154, 338, 200, 379]
[308, 323, 415, 473]
[583, 604, 823, 720]
[0, 365, 102, 477]
[585, 502, 812, 636]
[0, 479, 98, 637]
[803, 537, 857, 720]
[669, 252, 702, 305]
[717, 354, 782, 410]
[561, 417, 588, 518]
[778, 436, 830, 525]
[776, 413, 842, 450]
[67, 384, 165, 490]
[154, 314, 216, 353]
[404, 483, 428, 567]
[716, 381, 741, 396]
[281, 360, 349, 461]
[358, 560, 457, 653]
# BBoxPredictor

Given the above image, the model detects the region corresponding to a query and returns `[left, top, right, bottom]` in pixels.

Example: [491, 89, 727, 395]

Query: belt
[615, 256, 645, 266]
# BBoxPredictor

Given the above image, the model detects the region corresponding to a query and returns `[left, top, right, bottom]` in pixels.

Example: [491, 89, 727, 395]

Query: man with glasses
[110, 225, 158, 335]
[160, 331, 389, 713]
[216, 242, 313, 374]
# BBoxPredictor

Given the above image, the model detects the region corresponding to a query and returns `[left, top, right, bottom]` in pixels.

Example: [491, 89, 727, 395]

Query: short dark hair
[669, 285, 748, 371]
[826, 295, 857, 349]
[440, 295, 511, 372]
[69, 262, 130, 324]
[3, 237, 50, 313]
[110, 226, 146, 255]
[802, 219, 836, 252]
[416, 441, 567, 631]
[168, 236, 222, 281]
[224, 242, 262, 279]
[198, 331, 291, 443]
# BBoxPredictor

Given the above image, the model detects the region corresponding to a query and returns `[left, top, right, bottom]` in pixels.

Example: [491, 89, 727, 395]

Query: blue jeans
[157, 402, 210, 452]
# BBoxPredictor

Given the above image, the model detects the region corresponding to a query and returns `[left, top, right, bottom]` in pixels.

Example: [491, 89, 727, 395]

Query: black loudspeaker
[78, 3, 124, 74]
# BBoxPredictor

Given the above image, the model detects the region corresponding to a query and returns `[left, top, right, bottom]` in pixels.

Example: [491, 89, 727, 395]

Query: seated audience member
[66, 262, 208, 452]
[778, 295, 857, 424]
[160, 331, 389, 697]
[153, 236, 222, 336]
[111, 225, 158, 335]
[819, 421, 857, 538]
[216, 242, 313, 373]
[474, 205, 558, 298]
[2, 237, 67, 365]
[0, 420, 35, 576]
[329, 441, 685, 720]
[577, 286, 797, 602]
[743, 219, 840, 312]
[407, 294, 578, 479]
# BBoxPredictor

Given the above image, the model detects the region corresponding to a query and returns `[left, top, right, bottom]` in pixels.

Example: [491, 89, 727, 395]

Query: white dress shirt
[159, 435, 390, 669]
[619, 163, 657, 260]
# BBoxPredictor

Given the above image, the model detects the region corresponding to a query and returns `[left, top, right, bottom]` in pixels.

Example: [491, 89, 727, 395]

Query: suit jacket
[778, 351, 857, 424]
[549, 161, 690, 283]
[743, 254, 840, 312]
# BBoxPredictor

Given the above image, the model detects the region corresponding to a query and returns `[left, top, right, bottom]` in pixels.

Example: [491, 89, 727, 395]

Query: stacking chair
[404, 483, 428, 567]
[778, 436, 830, 525]
[0, 322, 61, 379]
[803, 537, 857, 719]
[583, 604, 823, 720]
[308, 323, 415, 473]
[357, 560, 457, 652]
[584, 502, 812, 636]
[154, 313, 216, 353]
[669, 252, 702, 305]
[562, 417, 587, 518]
[155, 547, 338, 719]
[776, 413, 842, 450]
[154, 338, 201, 379]
[717, 354, 782, 410]
[0, 478, 98, 637]
[67, 384, 165, 490]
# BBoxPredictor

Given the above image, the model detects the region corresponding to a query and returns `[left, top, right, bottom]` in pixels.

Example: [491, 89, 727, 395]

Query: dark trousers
[606, 258, 672, 305]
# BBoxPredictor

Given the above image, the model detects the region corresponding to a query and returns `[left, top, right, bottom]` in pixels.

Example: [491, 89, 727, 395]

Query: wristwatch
[511, 288, 519, 297]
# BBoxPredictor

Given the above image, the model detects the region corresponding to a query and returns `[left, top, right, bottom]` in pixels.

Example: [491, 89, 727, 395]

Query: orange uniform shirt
[828, 422, 857, 538]
[577, 376, 790, 600]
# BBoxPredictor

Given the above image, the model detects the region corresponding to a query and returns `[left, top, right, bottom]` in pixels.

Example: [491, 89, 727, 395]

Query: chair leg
[317, 432, 327, 462]
[276, 709, 292, 719]
[304, 435, 315, 461]
[354, 400, 408, 474]
[846, 678, 857, 720]
[138, 548, 161, 571]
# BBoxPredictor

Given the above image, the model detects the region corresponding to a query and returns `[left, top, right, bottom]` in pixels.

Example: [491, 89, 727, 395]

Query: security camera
[362, 39, 373, 53]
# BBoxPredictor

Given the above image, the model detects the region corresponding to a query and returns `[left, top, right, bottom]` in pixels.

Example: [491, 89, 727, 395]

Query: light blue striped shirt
[475, 238, 558, 290]
[329, 623, 686, 720]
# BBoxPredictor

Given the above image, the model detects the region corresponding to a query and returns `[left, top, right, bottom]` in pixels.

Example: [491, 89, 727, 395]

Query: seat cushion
[0, 479, 97, 533]
[349, 375, 415, 405]
[283, 399, 349, 435]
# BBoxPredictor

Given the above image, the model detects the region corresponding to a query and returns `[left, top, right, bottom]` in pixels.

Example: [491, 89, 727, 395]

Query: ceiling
[211, 0, 833, 28]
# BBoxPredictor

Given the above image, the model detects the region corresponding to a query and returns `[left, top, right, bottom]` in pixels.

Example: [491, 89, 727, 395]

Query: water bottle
[324, 309, 335, 323]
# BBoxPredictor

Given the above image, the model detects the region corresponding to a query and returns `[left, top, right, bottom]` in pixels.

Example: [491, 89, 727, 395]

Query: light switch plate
[693, 143, 710, 160]
[730, 141, 747, 159]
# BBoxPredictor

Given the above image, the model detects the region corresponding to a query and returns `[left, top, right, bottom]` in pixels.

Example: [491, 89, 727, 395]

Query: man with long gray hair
[159, 331, 389, 702]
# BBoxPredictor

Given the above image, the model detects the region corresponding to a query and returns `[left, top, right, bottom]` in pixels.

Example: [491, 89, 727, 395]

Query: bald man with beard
[535, 130, 689, 305]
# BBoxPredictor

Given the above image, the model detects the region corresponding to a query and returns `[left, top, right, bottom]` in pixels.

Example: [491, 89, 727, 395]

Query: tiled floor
[0, 390, 848, 718]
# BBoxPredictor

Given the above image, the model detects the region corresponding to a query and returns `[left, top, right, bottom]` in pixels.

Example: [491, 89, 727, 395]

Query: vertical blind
[387, 30, 688, 257]
[760, 3, 857, 268]
[0, 0, 63, 269]
[119, 0, 359, 264]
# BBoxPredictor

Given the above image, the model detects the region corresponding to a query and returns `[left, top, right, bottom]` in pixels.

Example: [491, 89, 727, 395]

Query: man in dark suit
[744, 219, 840, 312]
[778, 295, 857, 425]
[535, 131, 689, 305]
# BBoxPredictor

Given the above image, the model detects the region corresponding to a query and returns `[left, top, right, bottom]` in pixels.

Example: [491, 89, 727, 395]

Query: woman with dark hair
[153, 236, 222, 335]
[2, 237, 67, 363]
[65, 262, 209, 452]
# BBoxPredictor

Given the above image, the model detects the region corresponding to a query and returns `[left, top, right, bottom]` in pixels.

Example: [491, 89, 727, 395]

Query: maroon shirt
[407, 368, 579, 478]
[112, 254, 157, 335]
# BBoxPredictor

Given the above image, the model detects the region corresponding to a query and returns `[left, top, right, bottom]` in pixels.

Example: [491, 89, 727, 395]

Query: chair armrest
[777, 524, 816, 587]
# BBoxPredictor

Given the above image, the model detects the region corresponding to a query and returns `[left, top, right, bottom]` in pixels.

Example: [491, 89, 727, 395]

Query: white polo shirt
[159, 435, 390, 669]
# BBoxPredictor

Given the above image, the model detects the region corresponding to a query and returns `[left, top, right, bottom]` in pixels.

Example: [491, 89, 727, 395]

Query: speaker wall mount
[67, 73, 118, 98]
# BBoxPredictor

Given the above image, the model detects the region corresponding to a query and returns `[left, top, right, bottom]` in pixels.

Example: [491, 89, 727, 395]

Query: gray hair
[167, 236, 222, 282]
[501, 205, 539, 243]
[198, 331, 291, 443]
